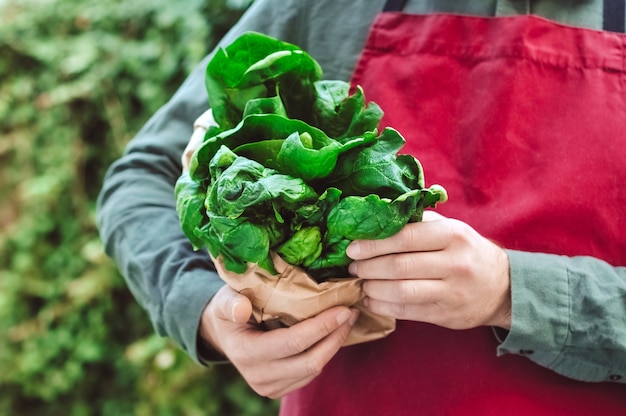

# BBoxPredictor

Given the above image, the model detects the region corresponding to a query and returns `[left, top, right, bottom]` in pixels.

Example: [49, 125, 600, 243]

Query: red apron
[280, 11, 626, 416]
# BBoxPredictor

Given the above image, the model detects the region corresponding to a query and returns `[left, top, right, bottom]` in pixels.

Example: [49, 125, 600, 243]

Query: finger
[260, 310, 359, 398]
[350, 251, 449, 280]
[362, 278, 444, 305]
[364, 297, 446, 324]
[231, 294, 253, 324]
[346, 220, 451, 260]
[256, 310, 359, 397]
[258, 306, 355, 359]
[212, 286, 253, 323]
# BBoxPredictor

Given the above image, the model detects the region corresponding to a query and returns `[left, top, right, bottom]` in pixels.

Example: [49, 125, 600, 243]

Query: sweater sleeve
[96, 54, 218, 362]
[498, 250, 626, 383]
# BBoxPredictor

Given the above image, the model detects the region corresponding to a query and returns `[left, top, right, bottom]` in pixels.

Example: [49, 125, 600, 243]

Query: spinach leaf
[191, 114, 376, 182]
[276, 226, 323, 267]
[307, 237, 352, 281]
[312, 82, 384, 140]
[243, 95, 288, 118]
[329, 127, 424, 199]
[201, 213, 272, 274]
[326, 190, 420, 241]
[292, 187, 342, 230]
[206, 32, 322, 129]
[174, 173, 207, 250]
[206, 146, 319, 219]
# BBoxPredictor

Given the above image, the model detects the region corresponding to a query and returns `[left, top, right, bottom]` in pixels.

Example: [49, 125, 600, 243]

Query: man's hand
[347, 211, 511, 330]
[199, 285, 359, 399]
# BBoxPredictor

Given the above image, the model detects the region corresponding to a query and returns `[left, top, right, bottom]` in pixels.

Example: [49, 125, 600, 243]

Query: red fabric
[280, 13, 626, 415]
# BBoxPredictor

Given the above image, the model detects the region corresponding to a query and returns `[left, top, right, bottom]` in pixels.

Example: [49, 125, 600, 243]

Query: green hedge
[0, 0, 278, 414]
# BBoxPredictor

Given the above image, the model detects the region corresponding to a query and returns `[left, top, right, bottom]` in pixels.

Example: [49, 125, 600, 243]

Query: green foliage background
[0, 0, 278, 414]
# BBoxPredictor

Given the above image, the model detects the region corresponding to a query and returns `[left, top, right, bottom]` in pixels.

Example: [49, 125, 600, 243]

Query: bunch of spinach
[176, 32, 447, 282]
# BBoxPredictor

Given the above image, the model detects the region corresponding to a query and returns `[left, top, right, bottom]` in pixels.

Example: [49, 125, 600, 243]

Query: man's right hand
[199, 285, 359, 399]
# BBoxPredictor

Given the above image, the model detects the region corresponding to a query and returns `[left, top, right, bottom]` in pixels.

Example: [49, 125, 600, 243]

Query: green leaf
[190, 114, 331, 181]
[190, 114, 373, 182]
[326, 190, 420, 241]
[174, 173, 207, 250]
[206, 32, 322, 128]
[276, 226, 323, 267]
[243, 95, 288, 118]
[307, 237, 352, 281]
[329, 127, 424, 198]
[207, 151, 319, 218]
[276, 132, 342, 181]
[292, 187, 342, 229]
[203, 213, 271, 272]
[312, 82, 384, 140]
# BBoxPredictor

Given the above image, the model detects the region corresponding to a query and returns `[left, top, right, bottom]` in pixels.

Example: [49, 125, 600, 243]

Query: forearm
[499, 250, 626, 383]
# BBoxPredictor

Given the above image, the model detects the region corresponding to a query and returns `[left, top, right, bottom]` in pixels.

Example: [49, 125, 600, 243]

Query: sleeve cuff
[162, 268, 226, 364]
[496, 250, 570, 370]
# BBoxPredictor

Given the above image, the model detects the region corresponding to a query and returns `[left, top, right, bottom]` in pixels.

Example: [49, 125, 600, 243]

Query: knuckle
[398, 280, 419, 303]
[246, 372, 274, 394]
[286, 334, 309, 355]
[391, 253, 417, 278]
[450, 255, 473, 277]
[398, 224, 420, 249]
[254, 384, 277, 399]
[390, 302, 408, 317]
[371, 298, 406, 318]
[359, 239, 378, 256]
[391, 255, 409, 276]
[304, 356, 325, 377]
[448, 219, 472, 244]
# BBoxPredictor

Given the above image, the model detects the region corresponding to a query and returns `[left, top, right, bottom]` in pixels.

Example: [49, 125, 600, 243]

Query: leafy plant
[176, 32, 447, 281]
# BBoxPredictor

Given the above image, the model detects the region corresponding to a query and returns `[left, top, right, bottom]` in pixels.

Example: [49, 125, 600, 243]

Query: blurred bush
[0, 0, 278, 414]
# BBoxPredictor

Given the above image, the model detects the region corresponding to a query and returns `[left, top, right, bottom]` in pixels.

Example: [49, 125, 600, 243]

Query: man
[98, 0, 626, 414]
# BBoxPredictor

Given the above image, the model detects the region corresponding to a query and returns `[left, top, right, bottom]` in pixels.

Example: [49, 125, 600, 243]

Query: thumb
[230, 293, 253, 324]
[214, 287, 253, 324]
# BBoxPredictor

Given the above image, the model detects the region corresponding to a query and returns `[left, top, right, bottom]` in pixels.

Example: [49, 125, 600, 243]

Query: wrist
[196, 303, 228, 363]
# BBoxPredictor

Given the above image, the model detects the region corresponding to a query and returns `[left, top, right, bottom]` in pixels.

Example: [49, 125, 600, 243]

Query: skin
[185, 110, 512, 398]
[347, 211, 512, 330]
[199, 288, 359, 398]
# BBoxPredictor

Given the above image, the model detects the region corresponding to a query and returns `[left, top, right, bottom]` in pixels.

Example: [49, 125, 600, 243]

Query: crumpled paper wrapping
[211, 252, 395, 346]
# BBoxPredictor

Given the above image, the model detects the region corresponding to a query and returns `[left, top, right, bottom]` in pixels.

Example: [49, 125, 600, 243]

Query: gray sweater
[97, 0, 626, 383]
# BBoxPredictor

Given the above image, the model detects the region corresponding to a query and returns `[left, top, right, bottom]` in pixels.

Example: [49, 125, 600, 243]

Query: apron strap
[382, 0, 407, 12]
[382, 0, 624, 33]
[604, 0, 625, 32]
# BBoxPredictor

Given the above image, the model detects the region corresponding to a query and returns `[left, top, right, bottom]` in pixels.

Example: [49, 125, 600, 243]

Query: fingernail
[336, 310, 351, 325]
[230, 300, 239, 322]
[346, 241, 361, 259]
[349, 310, 360, 326]
[362, 297, 369, 307]
[348, 262, 357, 276]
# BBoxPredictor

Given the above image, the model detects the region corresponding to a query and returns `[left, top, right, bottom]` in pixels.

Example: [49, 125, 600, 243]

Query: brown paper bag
[211, 252, 395, 346]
